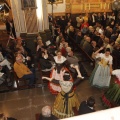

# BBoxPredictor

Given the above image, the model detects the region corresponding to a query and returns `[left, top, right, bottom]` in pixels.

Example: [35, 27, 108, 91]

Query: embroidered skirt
[101, 78, 120, 108]
[52, 91, 80, 119]
[89, 64, 111, 88]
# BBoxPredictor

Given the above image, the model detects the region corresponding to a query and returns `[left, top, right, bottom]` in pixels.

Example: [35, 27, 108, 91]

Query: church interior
[0, 0, 120, 120]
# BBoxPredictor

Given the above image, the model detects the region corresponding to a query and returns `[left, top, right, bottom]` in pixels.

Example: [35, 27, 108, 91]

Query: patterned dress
[89, 53, 113, 88]
[52, 80, 80, 119]
[102, 69, 120, 108]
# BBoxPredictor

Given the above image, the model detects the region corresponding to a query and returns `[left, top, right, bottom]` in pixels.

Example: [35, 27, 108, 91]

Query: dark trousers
[22, 68, 35, 85]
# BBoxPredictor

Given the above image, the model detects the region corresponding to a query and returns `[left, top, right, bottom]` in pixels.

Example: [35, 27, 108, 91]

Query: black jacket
[79, 101, 95, 115]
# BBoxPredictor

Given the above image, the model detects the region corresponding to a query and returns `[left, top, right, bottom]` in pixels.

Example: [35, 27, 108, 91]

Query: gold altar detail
[66, 0, 112, 13]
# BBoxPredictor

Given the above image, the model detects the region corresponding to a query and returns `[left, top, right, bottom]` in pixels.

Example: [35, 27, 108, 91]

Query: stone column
[10, 0, 49, 34]
[10, 0, 27, 36]
[36, 0, 49, 31]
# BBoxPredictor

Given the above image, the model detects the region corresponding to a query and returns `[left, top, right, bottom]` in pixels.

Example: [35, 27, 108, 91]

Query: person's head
[100, 34, 105, 39]
[67, 22, 71, 26]
[66, 47, 72, 53]
[41, 106, 51, 117]
[104, 37, 109, 44]
[77, 31, 81, 36]
[56, 50, 62, 59]
[15, 53, 23, 63]
[68, 50, 74, 57]
[91, 40, 97, 47]
[63, 71, 71, 81]
[85, 37, 91, 42]
[17, 39, 22, 45]
[87, 96, 95, 107]
[105, 48, 111, 56]
[17, 37, 22, 41]
[38, 40, 43, 45]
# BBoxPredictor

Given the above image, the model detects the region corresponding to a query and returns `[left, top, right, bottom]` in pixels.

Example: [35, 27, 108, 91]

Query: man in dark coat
[79, 96, 95, 115]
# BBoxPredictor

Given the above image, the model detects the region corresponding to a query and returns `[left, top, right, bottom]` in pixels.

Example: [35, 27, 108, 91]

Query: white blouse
[96, 53, 113, 65]
[54, 56, 66, 64]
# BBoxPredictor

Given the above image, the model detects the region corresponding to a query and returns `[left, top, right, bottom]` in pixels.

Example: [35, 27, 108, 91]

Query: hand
[42, 77, 47, 79]
[99, 46, 104, 50]
[70, 64, 74, 68]
[29, 71, 32, 74]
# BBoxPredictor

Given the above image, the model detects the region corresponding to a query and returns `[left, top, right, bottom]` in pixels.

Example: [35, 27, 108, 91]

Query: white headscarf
[112, 69, 120, 80]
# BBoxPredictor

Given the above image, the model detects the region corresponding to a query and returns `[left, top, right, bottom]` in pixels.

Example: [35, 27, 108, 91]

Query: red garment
[81, 22, 89, 29]
[48, 68, 75, 95]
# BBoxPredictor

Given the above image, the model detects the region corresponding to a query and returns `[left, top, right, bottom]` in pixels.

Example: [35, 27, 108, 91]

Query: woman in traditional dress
[89, 47, 113, 88]
[45, 50, 68, 94]
[43, 71, 80, 119]
[102, 69, 120, 108]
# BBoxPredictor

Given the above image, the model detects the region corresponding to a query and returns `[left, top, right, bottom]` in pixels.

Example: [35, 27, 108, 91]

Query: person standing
[50, 71, 80, 118]
[89, 47, 113, 88]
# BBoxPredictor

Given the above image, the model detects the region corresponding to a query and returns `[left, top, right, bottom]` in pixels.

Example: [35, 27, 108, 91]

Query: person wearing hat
[43, 71, 81, 118]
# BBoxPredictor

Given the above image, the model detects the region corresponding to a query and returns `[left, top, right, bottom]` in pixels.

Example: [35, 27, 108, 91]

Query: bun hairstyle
[105, 48, 110, 52]
[63, 71, 71, 81]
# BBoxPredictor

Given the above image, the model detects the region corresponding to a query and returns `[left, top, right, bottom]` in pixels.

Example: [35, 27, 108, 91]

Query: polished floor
[0, 66, 106, 120]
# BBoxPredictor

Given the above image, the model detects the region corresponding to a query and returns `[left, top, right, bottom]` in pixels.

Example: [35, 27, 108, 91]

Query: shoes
[77, 75, 84, 79]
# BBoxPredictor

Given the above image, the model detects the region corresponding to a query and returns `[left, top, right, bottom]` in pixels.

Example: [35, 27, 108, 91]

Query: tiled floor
[0, 76, 106, 120]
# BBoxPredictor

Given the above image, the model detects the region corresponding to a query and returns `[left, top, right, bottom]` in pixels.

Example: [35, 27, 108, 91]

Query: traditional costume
[48, 65, 71, 94]
[89, 53, 113, 88]
[48, 55, 69, 94]
[52, 71, 80, 119]
[102, 69, 120, 108]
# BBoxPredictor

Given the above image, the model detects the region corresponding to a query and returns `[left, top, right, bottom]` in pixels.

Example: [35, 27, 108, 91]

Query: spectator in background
[81, 24, 89, 35]
[36, 39, 44, 52]
[14, 53, 35, 87]
[82, 36, 93, 56]
[39, 106, 58, 120]
[75, 31, 83, 44]
[79, 96, 95, 115]
[65, 13, 71, 25]
[91, 13, 97, 26]
[97, 34, 105, 48]
[67, 51, 84, 79]
[112, 44, 120, 69]
[102, 12, 107, 28]
[76, 14, 83, 29]
[56, 33, 63, 49]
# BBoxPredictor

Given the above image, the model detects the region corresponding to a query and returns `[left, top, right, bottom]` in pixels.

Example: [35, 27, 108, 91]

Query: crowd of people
[40, 12, 120, 119]
[0, 11, 120, 119]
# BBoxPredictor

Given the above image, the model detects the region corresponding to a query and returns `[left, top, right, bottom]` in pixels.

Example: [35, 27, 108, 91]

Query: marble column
[10, 0, 49, 34]
[36, 0, 49, 31]
[10, 0, 27, 36]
